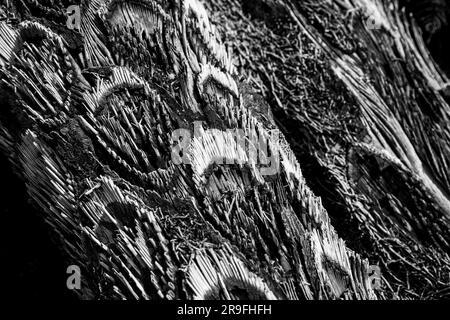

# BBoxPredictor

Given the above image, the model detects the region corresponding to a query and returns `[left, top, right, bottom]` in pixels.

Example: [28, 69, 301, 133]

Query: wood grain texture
[0, 0, 449, 299]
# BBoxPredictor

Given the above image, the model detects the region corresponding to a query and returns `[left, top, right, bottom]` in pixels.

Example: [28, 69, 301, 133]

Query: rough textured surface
[0, 0, 449, 299]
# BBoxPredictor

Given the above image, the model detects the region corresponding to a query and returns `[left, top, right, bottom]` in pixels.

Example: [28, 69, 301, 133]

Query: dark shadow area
[0, 152, 77, 300]
[428, 26, 450, 77]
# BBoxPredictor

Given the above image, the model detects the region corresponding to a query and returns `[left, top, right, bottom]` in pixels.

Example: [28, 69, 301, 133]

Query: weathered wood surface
[0, 0, 449, 299]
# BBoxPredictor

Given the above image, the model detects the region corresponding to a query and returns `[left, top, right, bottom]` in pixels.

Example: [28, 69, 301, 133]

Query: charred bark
[0, 0, 449, 299]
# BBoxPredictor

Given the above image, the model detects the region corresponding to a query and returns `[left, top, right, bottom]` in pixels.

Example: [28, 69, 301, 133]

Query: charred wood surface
[0, 0, 449, 299]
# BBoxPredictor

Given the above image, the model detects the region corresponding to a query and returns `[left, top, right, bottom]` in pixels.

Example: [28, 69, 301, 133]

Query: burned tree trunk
[0, 0, 449, 299]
